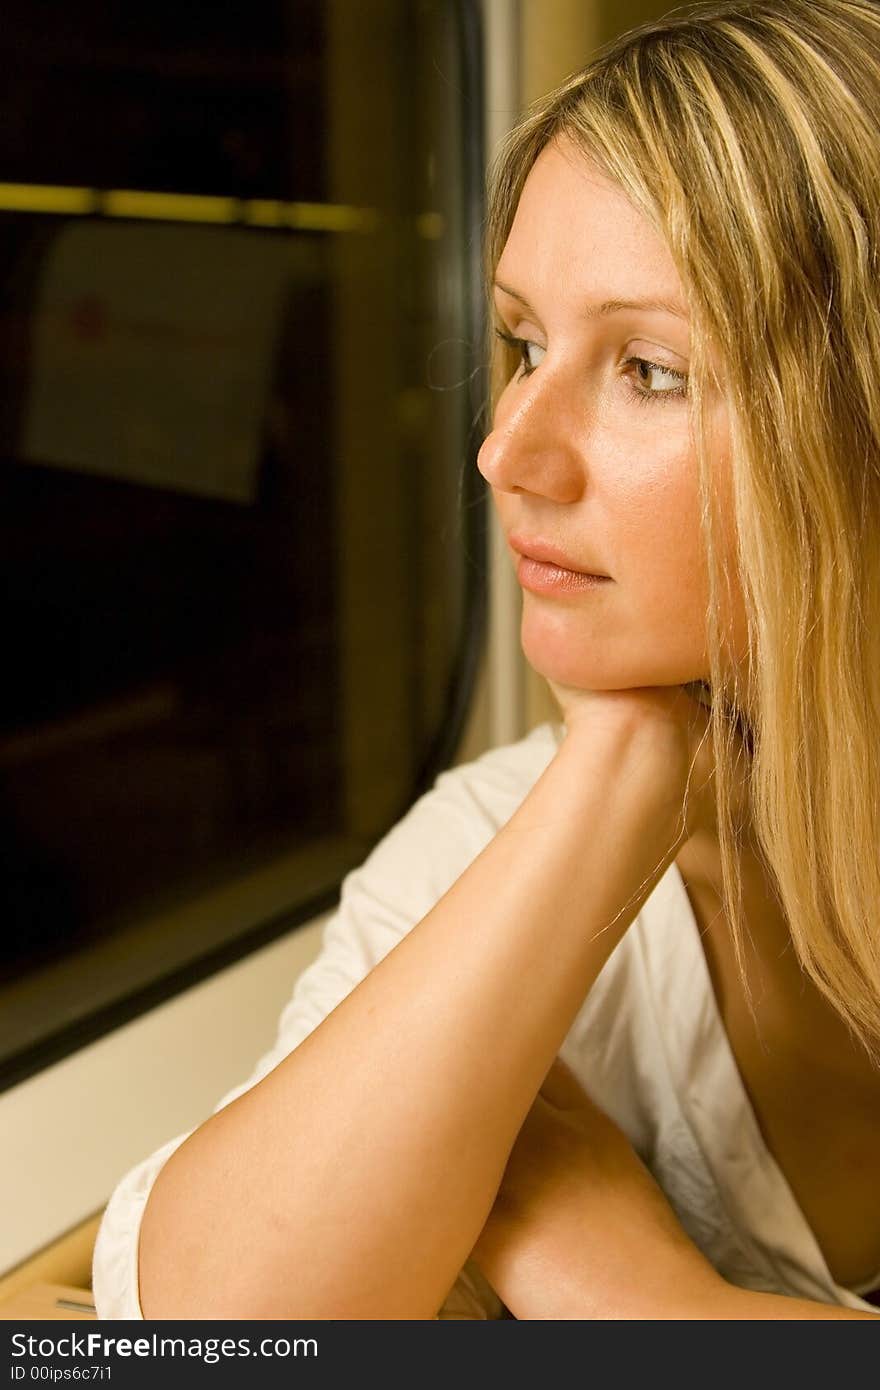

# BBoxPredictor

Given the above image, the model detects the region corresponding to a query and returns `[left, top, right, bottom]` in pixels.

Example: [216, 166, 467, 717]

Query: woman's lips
[508, 532, 612, 593]
[515, 554, 613, 595]
[507, 532, 610, 576]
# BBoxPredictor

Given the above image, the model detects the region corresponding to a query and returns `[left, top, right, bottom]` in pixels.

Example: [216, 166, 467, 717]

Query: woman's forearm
[138, 720, 685, 1320]
[705, 1286, 880, 1320]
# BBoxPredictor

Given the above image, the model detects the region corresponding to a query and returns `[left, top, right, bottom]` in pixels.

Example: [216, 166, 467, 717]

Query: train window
[0, 0, 485, 1091]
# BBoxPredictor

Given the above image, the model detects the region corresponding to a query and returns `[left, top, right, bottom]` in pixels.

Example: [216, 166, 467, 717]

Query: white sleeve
[91, 725, 560, 1320]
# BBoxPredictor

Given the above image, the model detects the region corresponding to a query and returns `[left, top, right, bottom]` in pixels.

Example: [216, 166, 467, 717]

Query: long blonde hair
[487, 0, 880, 1064]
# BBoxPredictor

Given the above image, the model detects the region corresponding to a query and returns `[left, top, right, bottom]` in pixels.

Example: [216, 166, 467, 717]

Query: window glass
[0, 0, 485, 1090]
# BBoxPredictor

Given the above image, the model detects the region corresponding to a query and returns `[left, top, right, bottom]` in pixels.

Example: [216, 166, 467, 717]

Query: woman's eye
[519, 340, 545, 374]
[494, 328, 545, 379]
[493, 327, 688, 403]
[624, 356, 688, 404]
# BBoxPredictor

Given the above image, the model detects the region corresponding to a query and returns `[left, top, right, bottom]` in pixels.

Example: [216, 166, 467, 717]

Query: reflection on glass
[0, 0, 484, 1089]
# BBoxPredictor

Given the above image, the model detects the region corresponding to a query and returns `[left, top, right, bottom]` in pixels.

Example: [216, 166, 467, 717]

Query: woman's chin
[525, 656, 617, 693]
[519, 619, 627, 691]
[519, 609, 710, 695]
[519, 615, 598, 689]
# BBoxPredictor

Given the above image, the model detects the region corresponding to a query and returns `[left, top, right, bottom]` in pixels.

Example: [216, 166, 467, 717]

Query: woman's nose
[477, 370, 586, 502]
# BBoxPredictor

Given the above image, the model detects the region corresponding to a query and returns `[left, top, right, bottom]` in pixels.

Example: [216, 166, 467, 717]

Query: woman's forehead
[496, 139, 688, 325]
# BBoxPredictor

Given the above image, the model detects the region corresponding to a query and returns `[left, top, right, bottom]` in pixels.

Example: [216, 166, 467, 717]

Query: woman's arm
[707, 1288, 879, 1319]
[471, 1058, 880, 1321]
[138, 700, 694, 1320]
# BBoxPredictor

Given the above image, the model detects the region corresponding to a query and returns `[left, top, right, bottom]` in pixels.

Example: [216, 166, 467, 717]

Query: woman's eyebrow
[493, 278, 688, 321]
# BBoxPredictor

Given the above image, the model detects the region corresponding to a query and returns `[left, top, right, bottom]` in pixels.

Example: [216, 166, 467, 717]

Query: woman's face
[478, 135, 748, 694]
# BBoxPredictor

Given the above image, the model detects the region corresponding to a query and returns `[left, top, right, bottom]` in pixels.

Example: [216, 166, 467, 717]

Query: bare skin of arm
[470, 1056, 880, 1320]
[138, 689, 709, 1320]
[711, 1288, 879, 1319]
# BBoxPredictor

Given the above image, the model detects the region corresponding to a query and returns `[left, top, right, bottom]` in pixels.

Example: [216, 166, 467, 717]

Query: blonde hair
[487, 0, 880, 1065]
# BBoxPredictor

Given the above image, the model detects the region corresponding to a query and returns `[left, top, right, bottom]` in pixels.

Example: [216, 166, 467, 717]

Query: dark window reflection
[0, 0, 485, 1089]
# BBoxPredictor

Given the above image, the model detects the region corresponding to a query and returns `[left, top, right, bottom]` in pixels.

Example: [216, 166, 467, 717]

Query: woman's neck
[675, 833, 879, 1086]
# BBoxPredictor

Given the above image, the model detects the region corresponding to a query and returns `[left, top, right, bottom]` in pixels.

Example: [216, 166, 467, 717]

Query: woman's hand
[546, 675, 749, 845]
[471, 1056, 726, 1320]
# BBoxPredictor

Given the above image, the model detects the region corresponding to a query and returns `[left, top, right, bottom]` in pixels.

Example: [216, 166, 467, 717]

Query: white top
[91, 720, 879, 1319]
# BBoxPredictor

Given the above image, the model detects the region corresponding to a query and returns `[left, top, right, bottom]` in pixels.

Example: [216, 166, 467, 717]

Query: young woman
[93, 0, 880, 1319]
